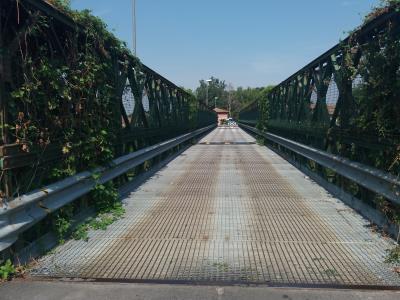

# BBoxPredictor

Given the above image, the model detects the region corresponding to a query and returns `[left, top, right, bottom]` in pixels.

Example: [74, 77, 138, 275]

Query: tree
[195, 77, 227, 109]
[48, 0, 71, 9]
[193, 76, 274, 119]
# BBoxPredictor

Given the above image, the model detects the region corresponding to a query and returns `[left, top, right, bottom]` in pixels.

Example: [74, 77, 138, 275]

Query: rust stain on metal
[78, 144, 221, 279]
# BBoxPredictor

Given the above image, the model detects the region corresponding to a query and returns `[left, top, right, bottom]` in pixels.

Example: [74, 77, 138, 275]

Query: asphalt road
[1, 280, 400, 300]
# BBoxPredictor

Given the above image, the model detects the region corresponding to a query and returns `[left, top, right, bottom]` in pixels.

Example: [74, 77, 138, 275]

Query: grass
[71, 202, 125, 242]
[385, 245, 400, 264]
[256, 137, 265, 146]
[324, 268, 339, 277]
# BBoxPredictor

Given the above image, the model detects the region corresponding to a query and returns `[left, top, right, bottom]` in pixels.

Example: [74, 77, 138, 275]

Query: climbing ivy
[2, 0, 139, 248]
[9, 14, 128, 181]
[254, 0, 400, 231]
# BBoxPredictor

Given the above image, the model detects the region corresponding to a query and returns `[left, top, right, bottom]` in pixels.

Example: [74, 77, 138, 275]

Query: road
[1, 280, 400, 300]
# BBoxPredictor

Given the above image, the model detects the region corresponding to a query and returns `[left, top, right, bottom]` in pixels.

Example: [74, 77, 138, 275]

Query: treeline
[191, 77, 274, 118]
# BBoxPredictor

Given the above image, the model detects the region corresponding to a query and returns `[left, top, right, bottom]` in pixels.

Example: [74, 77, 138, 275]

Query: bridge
[0, 0, 400, 298]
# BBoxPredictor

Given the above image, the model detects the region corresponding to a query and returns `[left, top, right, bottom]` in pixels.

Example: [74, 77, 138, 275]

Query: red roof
[213, 108, 229, 113]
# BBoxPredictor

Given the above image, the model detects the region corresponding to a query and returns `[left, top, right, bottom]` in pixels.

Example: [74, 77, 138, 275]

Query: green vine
[7, 2, 140, 191]
[5, 1, 135, 246]
[0, 260, 16, 281]
[257, 0, 400, 233]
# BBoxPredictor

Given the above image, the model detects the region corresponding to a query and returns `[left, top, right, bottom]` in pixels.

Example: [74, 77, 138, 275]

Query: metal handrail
[240, 123, 400, 205]
[0, 125, 215, 252]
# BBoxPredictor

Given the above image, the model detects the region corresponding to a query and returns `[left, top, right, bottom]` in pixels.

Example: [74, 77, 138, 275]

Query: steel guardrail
[0, 125, 215, 252]
[239, 123, 400, 205]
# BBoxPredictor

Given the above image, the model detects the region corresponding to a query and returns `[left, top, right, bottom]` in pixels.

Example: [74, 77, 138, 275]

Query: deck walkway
[32, 128, 400, 287]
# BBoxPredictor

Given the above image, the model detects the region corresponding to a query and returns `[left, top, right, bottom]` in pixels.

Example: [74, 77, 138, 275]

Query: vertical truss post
[0, 2, 13, 198]
[128, 67, 148, 128]
[146, 77, 161, 128]
[269, 91, 277, 121]
[296, 72, 312, 123]
[330, 52, 358, 129]
[287, 78, 298, 122]
[170, 89, 178, 125]
[0, 1, 8, 145]
[279, 84, 289, 121]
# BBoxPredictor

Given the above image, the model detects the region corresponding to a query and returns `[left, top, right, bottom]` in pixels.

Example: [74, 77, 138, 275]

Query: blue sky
[71, 0, 379, 90]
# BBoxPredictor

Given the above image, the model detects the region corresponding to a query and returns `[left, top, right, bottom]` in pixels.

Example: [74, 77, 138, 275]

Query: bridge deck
[32, 128, 400, 287]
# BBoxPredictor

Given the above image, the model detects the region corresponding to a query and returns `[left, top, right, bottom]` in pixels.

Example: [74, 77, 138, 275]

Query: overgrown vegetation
[0, 0, 160, 258]
[54, 182, 125, 244]
[0, 259, 28, 282]
[385, 245, 400, 264]
[5, 0, 137, 197]
[242, 0, 400, 245]
[341, 0, 400, 226]
[4, 0, 135, 248]
[192, 4, 400, 256]
[0, 260, 15, 281]
[347, 0, 400, 175]
[0, 0, 214, 261]
[363, 0, 400, 24]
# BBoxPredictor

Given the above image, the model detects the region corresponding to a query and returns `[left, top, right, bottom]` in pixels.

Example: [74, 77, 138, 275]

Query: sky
[71, 0, 380, 90]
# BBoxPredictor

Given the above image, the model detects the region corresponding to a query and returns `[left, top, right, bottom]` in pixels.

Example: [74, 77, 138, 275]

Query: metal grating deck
[31, 128, 400, 287]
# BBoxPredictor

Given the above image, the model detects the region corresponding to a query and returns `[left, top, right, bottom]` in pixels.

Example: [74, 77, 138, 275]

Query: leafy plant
[0, 260, 16, 281]
[256, 137, 265, 146]
[68, 182, 125, 242]
[385, 245, 400, 264]
[54, 217, 71, 244]
[91, 182, 120, 213]
[72, 224, 89, 242]
[71, 203, 125, 242]
[53, 205, 74, 244]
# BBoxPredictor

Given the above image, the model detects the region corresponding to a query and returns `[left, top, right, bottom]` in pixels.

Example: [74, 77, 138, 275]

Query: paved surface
[31, 128, 400, 287]
[1, 281, 400, 300]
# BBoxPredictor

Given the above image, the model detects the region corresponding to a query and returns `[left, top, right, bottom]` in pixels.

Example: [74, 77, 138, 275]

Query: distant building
[213, 108, 229, 125]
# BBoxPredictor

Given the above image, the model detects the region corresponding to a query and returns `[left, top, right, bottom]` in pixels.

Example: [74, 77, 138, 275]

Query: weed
[72, 224, 89, 241]
[54, 217, 71, 244]
[71, 202, 125, 242]
[385, 245, 400, 264]
[324, 268, 339, 277]
[256, 137, 264, 146]
[212, 262, 229, 272]
[0, 260, 16, 281]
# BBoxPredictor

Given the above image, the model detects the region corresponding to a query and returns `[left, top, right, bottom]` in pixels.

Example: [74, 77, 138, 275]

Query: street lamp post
[227, 83, 233, 117]
[206, 78, 212, 107]
[132, 0, 136, 56]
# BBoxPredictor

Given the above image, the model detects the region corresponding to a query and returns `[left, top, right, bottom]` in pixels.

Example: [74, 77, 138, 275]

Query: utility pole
[206, 79, 212, 107]
[132, 0, 137, 56]
[206, 84, 208, 107]
[227, 83, 233, 117]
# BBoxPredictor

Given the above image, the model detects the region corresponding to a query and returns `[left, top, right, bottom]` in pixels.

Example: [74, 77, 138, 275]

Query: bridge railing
[240, 3, 400, 232]
[0, 0, 216, 200]
[238, 100, 259, 127]
[263, 5, 400, 172]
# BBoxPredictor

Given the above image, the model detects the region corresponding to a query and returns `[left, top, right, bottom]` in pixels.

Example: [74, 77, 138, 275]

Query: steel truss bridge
[0, 0, 399, 293]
